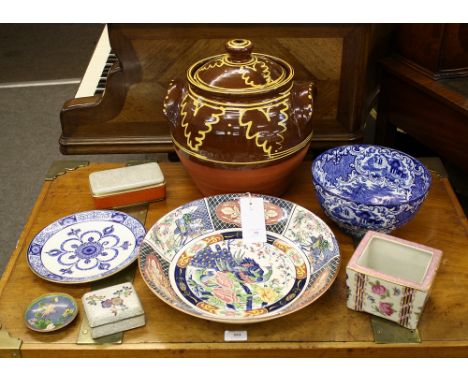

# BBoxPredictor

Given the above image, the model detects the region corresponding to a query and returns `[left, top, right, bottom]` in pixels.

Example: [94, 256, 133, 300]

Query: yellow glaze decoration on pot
[163, 39, 316, 196]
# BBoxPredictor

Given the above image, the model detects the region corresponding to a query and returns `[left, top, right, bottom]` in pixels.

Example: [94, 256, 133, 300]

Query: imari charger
[82, 282, 145, 339]
[346, 231, 442, 330]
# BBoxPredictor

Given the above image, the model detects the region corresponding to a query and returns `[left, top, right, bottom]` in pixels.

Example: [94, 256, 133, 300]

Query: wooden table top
[0, 161, 467, 357]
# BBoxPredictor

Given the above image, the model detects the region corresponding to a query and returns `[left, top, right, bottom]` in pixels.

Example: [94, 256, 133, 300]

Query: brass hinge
[371, 316, 421, 344]
[0, 323, 22, 358]
[45, 160, 89, 181]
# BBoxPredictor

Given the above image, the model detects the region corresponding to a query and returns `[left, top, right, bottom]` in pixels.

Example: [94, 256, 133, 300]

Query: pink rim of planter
[347, 230, 443, 291]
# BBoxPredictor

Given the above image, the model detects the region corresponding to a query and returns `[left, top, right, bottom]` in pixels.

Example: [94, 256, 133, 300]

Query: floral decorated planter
[346, 231, 442, 329]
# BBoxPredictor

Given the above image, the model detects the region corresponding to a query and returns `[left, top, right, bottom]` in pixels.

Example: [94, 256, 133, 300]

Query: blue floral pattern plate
[24, 293, 78, 332]
[139, 194, 341, 324]
[27, 210, 146, 284]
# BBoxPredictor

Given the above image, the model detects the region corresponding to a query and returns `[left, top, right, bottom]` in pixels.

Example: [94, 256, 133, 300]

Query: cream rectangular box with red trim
[346, 231, 442, 329]
[89, 162, 166, 209]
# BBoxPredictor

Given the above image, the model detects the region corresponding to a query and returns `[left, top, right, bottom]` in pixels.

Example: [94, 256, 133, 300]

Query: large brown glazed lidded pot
[164, 39, 316, 196]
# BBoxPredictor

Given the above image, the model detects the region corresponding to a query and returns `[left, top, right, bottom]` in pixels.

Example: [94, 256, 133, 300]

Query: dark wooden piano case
[60, 24, 392, 155]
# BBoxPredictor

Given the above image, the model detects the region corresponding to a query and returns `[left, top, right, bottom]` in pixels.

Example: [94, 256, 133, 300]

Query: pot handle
[291, 81, 316, 129]
[163, 79, 186, 127]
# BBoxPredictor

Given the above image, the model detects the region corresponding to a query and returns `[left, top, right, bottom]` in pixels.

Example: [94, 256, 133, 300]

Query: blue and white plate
[27, 210, 146, 284]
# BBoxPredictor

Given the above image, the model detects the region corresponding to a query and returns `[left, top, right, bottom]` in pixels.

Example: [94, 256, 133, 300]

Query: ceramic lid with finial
[187, 39, 294, 95]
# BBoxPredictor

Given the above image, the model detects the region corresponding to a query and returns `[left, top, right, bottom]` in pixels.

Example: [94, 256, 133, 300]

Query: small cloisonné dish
[24, 293, 78, 332]
[27, 210, 146, 284]
[139, 193, 341, 324]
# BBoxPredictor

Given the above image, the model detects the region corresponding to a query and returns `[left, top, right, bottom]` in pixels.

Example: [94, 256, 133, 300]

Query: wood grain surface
[0, 162, 467, 357]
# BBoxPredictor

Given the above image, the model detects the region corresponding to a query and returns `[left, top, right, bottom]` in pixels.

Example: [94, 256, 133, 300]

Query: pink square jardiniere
[346, 231, 442, 329]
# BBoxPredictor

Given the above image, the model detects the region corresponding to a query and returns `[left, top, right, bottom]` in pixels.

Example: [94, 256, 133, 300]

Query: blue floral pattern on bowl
[311, 145, 431, 237]
[27, 210, 146, 283]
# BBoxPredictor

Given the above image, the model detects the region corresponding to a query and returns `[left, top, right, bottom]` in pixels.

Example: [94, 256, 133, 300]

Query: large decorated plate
[27, 210, 146, 284]
[139, 194, 340, 323]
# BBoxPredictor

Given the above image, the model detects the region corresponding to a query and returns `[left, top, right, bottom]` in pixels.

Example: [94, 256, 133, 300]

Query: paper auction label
[240, 197, 267, 243]
[224, 330, 248, 342]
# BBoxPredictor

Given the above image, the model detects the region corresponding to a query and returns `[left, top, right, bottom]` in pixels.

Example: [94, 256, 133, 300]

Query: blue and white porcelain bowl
[311, 145, 431, 238]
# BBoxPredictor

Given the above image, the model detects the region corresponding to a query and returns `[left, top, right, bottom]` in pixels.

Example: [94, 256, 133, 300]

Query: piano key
[75, 25, 111, 98]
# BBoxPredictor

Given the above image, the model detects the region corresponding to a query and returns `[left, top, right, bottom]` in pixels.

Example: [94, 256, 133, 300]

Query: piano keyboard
[94, 52, 118, 95]
[75, 25, 114, 98]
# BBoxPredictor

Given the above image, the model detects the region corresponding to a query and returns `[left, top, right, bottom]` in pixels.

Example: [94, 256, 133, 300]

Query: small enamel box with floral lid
[346, 231, 442, 329]
[82, 282, 145, 338]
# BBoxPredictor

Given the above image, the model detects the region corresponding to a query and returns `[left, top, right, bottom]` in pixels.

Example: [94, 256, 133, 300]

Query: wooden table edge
[19, 340, 468, 357]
